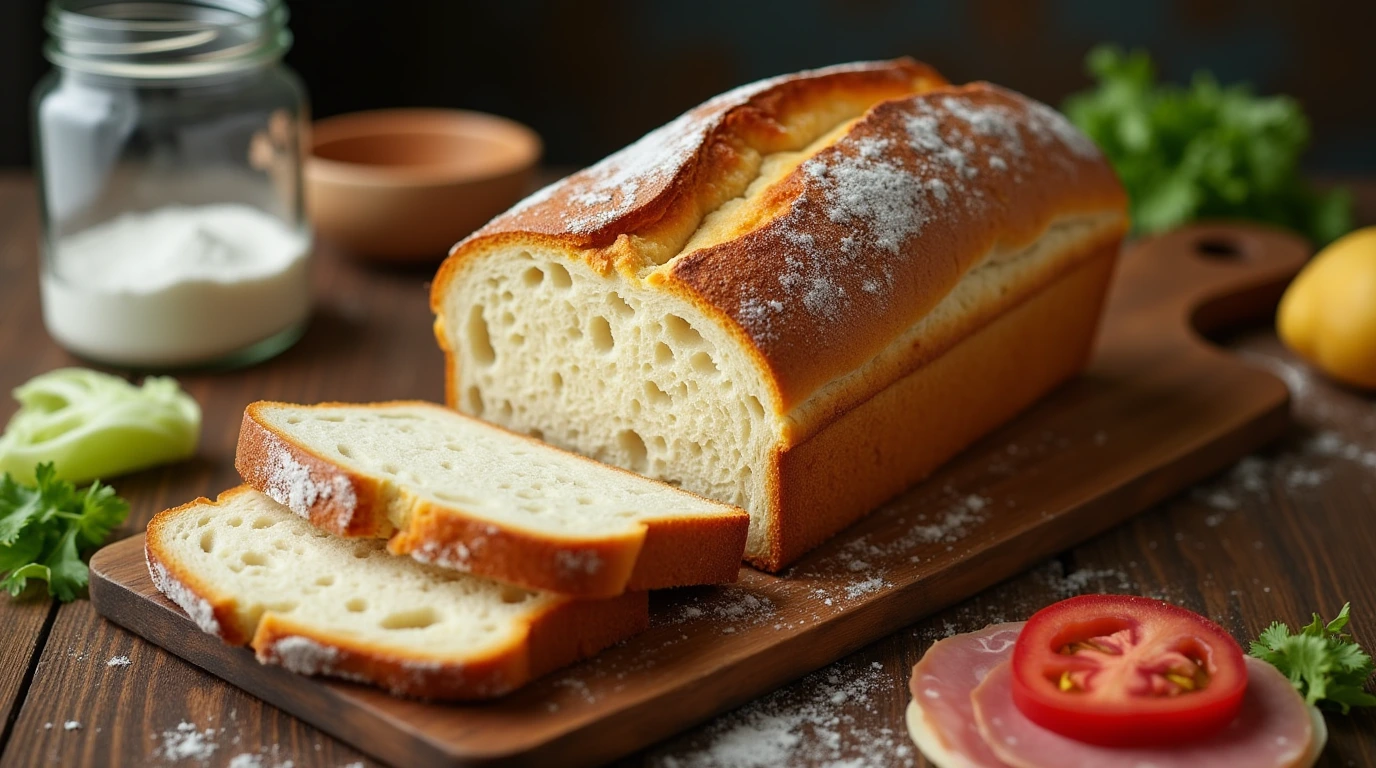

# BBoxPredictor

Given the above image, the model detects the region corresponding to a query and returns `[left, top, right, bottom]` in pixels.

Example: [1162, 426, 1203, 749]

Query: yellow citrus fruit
[1278, 227, 1376, 389]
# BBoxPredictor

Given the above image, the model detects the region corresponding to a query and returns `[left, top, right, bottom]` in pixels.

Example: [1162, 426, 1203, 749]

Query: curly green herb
[0, 463, 129, 601]
[1250, 603, 1376, 713]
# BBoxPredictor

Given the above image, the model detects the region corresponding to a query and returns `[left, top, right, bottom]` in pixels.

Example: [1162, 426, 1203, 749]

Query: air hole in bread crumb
[498, 401, 514, 420]
[316, 415, 346, 423]
[252, 517, 274, 529]
[521, 266, 544, 286]
[629, 399, 642, 417]
[500, 586, 529, 604]
[550, 372, 563, 391]
[519, 503, 545, 514]
[274, 540, 290, 551]
[227, 517, 243, 527]
[380, 607, 438, 630]
[515, 489, 541, 500]
[665, 315, 703, 346]
[196, 515, 211, 528]
[352, 545, 373, 559]
[691, 351, 718, 374]
[465, 387, 484, 416]
[644, 381, 671, 405]
[617, 429, 648, 471]
[529, 429, 545, 442]
[467, 306, 495, 366]
[346, 597, 367, 612]
[199, 531, 214, 553]
[286, 417, 301, 425]
[651, 435, 668, 454]
[608, 293, 634, 316]
[654, 342, 674, 364]
[547, 263, 572, 288]
[510, 333, 525, 346]
[381, 463, 399, 475]
[745, 395, 765, 420]
[589, 316, 614, 352]
[315, 575, 335, 587]
[500, 310, 515, 327]
[241, 551, 268, 566]
[577, 496, 594, 505]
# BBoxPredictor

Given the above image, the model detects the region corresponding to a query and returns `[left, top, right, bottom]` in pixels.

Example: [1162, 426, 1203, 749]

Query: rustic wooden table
[0, 170, 1372, 767]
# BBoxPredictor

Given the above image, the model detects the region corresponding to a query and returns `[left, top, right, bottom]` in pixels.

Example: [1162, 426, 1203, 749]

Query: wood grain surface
[0, 171, 1374, 767]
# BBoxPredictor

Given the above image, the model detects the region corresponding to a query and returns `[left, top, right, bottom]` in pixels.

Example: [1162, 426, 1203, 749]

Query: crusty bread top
[467, 59, 946, 249]
[435, 59, 1126, 410]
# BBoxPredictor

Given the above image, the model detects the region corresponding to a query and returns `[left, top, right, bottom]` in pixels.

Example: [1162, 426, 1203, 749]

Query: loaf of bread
[234, 400, 748, 596]
[431, 59, 1129, 571]
[145, 486, 648, 699]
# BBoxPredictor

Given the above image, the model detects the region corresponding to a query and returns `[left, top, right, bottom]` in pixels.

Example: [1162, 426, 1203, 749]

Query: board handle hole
[1195, 237, 1245, 261]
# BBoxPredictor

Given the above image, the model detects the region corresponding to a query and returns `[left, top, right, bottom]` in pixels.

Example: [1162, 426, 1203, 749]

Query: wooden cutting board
[91, 224, 1308, 768]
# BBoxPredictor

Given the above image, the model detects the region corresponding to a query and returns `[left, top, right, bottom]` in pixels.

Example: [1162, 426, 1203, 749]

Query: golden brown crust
[667, 83, 1127, 412]
[234, 401, 748, 597]
[251, 592, 648, 701]
[460, 59, 946, 250]
[145, 487, 648, 701]
[751, 243, 1119, 571]
[430, 58, 947, 309]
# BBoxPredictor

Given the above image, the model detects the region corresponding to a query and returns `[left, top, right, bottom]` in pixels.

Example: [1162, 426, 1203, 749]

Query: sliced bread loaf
[146, 486, 649, 700]
[234, 401, 749, 597]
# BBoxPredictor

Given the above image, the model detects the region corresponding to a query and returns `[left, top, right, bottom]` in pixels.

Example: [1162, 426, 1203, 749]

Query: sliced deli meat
[906, 622, 1025, 768]
[970, 656, 1320, 768]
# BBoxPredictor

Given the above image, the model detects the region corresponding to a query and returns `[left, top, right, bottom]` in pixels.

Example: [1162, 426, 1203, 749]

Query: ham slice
[970, 656, 1320, 768]
[906, 623, 1025, 768]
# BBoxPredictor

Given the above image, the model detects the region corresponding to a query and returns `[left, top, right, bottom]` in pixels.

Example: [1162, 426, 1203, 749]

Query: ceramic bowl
[306, 109, 541, 262]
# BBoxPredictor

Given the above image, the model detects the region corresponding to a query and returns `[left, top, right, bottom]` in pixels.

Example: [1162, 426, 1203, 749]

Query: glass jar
[33, 0, 311, 369]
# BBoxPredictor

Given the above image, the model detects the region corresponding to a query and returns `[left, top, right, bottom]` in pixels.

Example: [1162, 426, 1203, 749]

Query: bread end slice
[235, 401, 749, 596]
[146, 486, 648, 700]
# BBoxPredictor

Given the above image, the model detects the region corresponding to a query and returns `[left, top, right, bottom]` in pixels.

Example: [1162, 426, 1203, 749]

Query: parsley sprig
[1064, 46, 1352, 245]
[1250, 603, 1376, 713]
[0, 463, 128, 601]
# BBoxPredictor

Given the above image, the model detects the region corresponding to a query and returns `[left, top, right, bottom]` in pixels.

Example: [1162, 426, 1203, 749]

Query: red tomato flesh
[1010, 594, 1248, 747]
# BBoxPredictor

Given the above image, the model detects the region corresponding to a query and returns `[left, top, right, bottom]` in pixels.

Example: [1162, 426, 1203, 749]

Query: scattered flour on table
[106, 655, 131, 667]
[63, 720, 81, 731]
[225, 746, 297, 768]
[649, 661, 912, 768]
[663, 587, 777, 634]
[154, 721, 218, 763]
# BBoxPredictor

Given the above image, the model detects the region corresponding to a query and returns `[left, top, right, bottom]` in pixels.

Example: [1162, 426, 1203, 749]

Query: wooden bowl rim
[307, 108, 542, 188]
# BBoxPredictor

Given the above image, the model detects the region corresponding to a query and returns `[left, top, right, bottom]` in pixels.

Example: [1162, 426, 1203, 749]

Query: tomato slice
[1010, 594, 1247, 747]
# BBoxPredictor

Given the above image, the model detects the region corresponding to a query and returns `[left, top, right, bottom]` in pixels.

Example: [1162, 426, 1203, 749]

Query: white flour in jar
[40, 204, 310, 367]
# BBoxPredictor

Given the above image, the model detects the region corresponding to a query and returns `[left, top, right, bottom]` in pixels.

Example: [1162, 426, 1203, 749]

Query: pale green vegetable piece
[0, 368, 200, 484]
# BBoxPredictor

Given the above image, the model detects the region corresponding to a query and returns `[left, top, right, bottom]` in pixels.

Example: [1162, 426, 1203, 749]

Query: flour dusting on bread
[261, 439, 357, 527]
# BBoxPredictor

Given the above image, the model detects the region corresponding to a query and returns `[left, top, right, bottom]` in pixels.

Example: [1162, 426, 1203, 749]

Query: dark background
[2, 0, 1374, 171]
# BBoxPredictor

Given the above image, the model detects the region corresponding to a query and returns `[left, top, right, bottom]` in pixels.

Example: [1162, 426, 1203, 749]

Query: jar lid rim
[44, 0, 292, 80]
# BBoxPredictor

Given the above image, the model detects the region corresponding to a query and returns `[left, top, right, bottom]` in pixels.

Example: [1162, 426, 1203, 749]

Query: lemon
[1278, 227, 1376, 389]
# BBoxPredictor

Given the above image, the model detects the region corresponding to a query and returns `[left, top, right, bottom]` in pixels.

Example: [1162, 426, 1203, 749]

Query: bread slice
[145, 486, 648, 700]
[234, 400, 748, 597]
